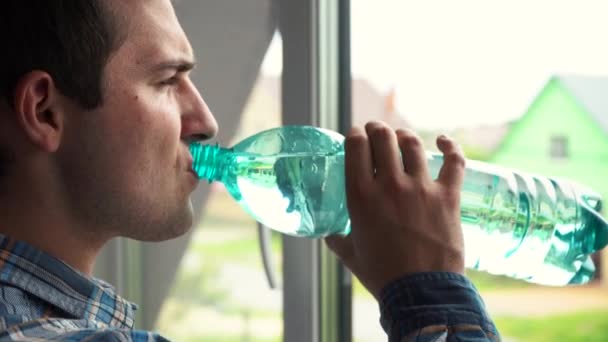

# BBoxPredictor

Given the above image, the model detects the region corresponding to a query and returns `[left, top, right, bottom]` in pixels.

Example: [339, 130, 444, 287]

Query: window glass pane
[156, 34, 284, 342]
[351, 1, 608, 341]
[550, 135, 569, 159]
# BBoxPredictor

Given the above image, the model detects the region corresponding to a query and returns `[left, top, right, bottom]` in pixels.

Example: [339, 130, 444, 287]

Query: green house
[491, 75, 608, 213]
[490, 75, 608, 280]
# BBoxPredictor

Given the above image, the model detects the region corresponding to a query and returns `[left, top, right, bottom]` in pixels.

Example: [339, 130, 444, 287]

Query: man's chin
[129, 222, 193, 242]
[126, 206, 195, 242]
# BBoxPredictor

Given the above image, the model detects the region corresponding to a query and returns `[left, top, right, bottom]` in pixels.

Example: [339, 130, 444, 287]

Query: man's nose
[181, 80, 218, 141]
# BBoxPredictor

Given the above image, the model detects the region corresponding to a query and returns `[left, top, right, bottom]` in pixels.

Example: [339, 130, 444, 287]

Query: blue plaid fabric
[0, 233, 500, 341]
[380, 272, 501, 341]
[0, 234, 169, 341]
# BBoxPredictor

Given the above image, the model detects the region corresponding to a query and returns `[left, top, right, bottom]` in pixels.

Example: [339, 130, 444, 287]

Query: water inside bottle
[222, 151, 349, 238]
[190, 125, 608, 285]
[431, 156, 607, 285]
[219, 148, 606, 284]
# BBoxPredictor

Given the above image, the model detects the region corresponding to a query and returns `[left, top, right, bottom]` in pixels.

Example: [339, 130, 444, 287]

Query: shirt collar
[0, 234, 137, 329]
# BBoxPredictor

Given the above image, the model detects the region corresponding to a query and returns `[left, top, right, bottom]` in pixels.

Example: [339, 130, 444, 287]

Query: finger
[364, 121, 403, 179]
[325, 234, 354, 259]
[344, 127, 373, 215]
[436, 135, 466, 189]
[325, 235, 356, 272]
[396, 128, 429, 179]
[345, 126, 374, 187]
[325, 234, 358, 273]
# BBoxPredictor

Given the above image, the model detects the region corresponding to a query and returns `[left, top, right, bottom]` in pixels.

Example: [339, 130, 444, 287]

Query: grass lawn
[466, 269, 534, 292]
[496, 310, 608, 341]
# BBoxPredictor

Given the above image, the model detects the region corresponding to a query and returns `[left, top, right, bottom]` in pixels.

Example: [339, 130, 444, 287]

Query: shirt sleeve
[379, 272, 500, 342]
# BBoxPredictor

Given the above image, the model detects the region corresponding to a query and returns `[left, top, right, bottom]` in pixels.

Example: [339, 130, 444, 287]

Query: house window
[550, 135, 569, 159]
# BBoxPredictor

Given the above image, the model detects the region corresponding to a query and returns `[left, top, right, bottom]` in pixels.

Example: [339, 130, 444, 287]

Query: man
[0, 0, 499, 341]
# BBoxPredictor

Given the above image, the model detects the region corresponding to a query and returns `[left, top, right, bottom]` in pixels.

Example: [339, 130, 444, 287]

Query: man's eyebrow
[151, 59, 196, 73]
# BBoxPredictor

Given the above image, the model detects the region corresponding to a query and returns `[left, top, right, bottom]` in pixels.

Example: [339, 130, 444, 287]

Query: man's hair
[0, 0, 125, 110]
[0, 147, 14, 180]
[0, 1, 125, 178]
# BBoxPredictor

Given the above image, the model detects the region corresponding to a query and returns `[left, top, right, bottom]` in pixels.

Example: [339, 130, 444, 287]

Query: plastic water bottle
[189, 125, 608, 286]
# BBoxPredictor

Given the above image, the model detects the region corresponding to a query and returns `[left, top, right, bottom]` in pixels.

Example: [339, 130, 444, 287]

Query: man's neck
[0, 224, 103, 275]
[0, 170, 108, 275]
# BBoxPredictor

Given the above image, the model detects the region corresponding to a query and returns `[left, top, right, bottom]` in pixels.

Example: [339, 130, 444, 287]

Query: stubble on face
[57, 0, 199, 242]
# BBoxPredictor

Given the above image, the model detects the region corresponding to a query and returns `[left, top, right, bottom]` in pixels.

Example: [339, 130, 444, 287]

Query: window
[350, 1, 608, 341]
[550, 135, 569, 159]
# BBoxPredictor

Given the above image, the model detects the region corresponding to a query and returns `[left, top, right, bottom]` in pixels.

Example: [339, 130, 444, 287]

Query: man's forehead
[135, 40, 196, 72]
[111, 0, 194, 67]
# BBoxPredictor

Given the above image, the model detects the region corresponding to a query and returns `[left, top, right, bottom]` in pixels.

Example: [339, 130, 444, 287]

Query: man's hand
[326, 121, 466, 299]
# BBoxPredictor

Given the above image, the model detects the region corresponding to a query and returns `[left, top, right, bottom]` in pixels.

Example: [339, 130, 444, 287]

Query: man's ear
[12, 71, 64, 153]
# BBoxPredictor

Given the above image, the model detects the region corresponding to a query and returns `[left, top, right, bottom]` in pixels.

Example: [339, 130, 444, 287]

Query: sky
[262, 0, 608, 130]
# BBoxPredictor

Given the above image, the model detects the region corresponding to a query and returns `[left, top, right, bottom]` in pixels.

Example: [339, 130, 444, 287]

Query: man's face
[58, 0, 217, 241]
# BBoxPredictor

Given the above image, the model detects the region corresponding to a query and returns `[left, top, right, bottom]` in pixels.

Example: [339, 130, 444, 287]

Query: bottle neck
[189, 143, 232, 182]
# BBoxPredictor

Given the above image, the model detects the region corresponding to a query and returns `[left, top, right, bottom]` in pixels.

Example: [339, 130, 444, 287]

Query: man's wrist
[378, 271, 497, 338]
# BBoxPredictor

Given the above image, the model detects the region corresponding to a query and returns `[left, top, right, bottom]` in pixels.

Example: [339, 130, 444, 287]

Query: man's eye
[159, 76, 179, 87]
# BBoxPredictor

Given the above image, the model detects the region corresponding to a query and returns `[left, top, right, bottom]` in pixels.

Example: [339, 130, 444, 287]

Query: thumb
[325, 234, 357, 272]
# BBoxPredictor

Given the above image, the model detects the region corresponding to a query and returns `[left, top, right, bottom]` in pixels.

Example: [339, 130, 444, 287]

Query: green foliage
[496, 310, 608, 342]
[462, 144, 494, 162]
[169, 264, 229, 308]
[200, 234, 282, 262]
[465, 269, 534, 292]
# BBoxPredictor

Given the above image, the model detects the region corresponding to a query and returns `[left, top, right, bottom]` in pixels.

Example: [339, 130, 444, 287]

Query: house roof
[351, 79, 410, 129]
[556, 75, 608, 134]
[257, 76, 410, 129]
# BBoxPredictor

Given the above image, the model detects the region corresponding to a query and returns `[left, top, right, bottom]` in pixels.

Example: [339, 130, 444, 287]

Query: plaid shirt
[380, 272, 500, 341]
[0, 234, 499, 341]
[0, 235, 168, 341]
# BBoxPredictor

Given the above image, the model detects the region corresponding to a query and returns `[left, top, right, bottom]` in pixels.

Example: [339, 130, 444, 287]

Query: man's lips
[186, 159, 199, 179]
